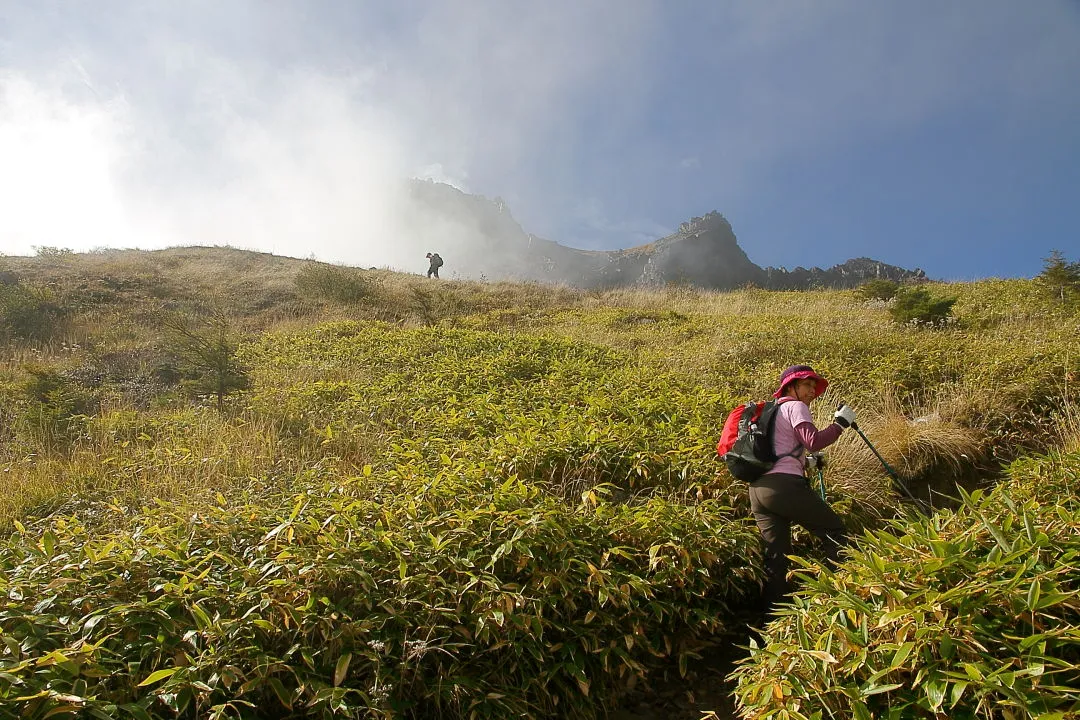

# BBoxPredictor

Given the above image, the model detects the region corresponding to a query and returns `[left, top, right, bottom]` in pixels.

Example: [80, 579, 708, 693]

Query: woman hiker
[751, 364, 856, 616]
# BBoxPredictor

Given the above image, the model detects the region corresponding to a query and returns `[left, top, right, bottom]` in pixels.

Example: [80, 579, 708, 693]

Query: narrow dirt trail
[611, 641, 748, 720]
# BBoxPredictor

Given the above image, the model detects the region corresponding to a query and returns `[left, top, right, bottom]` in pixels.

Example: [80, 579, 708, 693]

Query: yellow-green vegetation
[0, 247, 1077, 718]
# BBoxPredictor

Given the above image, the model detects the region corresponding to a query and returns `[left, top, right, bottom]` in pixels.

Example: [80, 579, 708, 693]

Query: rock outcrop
[761, 257, 926, 290]
[640, 212, 767, 289]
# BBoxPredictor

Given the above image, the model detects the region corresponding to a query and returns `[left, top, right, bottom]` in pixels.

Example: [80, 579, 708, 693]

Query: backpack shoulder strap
[762, 397, 804, 460]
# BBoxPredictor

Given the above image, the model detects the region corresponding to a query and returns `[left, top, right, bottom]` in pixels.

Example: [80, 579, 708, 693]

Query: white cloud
[0, 65, 423, 268]
[127, 69, 414, 266]
[415, 164, 469, 192]
[0, 71, 136, 254]
[0, 1, 660, 266]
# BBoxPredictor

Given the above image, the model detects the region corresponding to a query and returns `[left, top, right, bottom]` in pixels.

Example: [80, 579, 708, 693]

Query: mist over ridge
[391, 179, 926, 290]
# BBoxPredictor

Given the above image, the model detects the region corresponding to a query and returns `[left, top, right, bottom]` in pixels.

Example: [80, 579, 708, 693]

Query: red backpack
[717, 398, 795, 482]
[716, 401, 760, 457]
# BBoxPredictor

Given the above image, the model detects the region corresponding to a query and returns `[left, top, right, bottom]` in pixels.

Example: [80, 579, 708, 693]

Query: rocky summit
[404, 180, 926, 289]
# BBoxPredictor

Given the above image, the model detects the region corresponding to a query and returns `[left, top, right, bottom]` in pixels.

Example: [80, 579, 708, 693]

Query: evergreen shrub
[888, 288, 957, 327]
[854, 279, 900, 302]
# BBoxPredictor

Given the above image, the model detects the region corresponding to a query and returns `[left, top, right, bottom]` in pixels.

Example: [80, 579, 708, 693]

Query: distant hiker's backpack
[716, 399, 792, 482]
[432, 254, 444, 267]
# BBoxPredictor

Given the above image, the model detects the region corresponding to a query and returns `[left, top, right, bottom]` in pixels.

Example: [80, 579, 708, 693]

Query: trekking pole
[817, 467, 826, 502]
[849, 421, 924, 508]
[850, 423, 899, 478]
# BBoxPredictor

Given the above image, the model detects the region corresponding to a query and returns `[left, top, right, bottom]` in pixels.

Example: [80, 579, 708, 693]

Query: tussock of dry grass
[807, 387, 986, 515]
[1055, 399, 1080, 453]
[872, 414, 984, 478]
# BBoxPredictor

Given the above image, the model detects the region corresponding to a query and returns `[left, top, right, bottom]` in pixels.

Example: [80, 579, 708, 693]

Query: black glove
[805, 452, 827, 471]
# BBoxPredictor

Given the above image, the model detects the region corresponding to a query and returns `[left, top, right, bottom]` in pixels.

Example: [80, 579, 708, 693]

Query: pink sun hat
[773, 364, 829, 398]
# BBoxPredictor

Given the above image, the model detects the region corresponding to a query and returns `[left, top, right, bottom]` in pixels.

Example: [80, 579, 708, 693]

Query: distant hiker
[425, 252, 443, 279]
[750, 365, 854, 616]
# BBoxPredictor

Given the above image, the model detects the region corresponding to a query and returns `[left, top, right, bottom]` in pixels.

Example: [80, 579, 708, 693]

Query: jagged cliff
[404, 180, 926, 289]
[761, 257, 926, 290]
[640, 212, 766, 288]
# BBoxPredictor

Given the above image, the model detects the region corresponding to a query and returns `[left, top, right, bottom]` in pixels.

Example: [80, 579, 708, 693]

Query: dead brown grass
[805, 386, 986, 516]
[1055, 398, 1080, 453]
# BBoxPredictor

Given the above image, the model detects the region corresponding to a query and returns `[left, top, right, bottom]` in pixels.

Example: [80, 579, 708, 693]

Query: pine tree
[160, 305, 250, 410]
[1038, 250, 1080, 303]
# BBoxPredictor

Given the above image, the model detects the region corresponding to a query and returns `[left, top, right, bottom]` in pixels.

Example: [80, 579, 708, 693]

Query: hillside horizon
[2, 180, 937, 290]
[9, 177, 1069, 286]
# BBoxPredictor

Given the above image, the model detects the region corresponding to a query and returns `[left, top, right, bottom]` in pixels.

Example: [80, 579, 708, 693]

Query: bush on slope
[0, 467, 761, 719]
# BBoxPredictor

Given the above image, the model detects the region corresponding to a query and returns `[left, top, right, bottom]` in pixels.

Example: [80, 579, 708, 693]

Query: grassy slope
[0, 247, 1077, 718]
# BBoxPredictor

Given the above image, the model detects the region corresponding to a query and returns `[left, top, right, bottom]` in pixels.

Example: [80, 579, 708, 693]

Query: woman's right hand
[834, 404, 856, 428]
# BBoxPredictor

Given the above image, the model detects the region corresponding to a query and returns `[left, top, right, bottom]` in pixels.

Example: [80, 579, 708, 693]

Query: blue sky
[1, 1, 1077, 279]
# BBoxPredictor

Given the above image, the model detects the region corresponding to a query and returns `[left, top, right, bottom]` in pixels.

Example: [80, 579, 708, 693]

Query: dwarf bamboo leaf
[333, 653, 351, 687]
[136, 667, 178, 687]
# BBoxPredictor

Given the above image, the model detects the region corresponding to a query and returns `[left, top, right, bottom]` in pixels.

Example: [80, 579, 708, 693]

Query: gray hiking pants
[749, 472, 848, 614]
